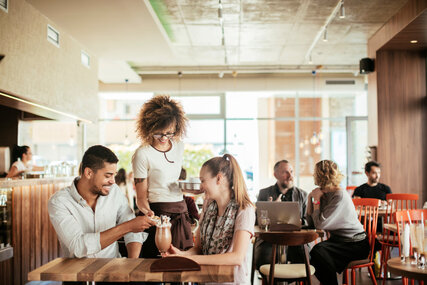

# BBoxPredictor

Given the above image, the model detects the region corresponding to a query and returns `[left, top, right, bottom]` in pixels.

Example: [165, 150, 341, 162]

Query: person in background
[6, 145, 44, 178]
[254, 159, 308, 270]
[132, 95, 192, 258]
[115, 168, 134, 210]
[48, 145, 156, 259]
[179, 167, 200, 223]
[307, 160, 370, 285]
[352, 161, 392, 200]
[163, 154, 256, 285]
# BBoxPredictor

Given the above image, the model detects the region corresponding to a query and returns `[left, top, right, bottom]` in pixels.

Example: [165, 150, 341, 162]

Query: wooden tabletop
[387, 257, 427, 281]
[383, 223, 398, 233]
[28, 258, 234, 283]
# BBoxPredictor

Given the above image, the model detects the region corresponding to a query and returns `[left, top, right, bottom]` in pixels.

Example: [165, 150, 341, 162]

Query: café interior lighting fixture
[410, 40, 418, 43]
[339, 1, 345, 18]
[323, 28, 328, 42]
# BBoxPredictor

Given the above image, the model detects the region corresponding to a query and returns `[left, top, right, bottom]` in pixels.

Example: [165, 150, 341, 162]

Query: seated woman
[307, 160, 370, 285]
[6, 145, 44, 178]
[163, 154, 255, 284]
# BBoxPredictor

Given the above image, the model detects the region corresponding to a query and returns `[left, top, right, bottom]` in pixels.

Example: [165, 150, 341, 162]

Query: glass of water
[260, 210, 270, 231]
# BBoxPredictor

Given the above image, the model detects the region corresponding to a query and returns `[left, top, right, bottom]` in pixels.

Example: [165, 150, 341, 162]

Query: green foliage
[183, 144, 215, 178]
[116, 149, 133, 173]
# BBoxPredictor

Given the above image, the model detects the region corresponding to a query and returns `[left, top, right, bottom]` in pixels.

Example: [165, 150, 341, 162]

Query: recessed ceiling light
[410, 40, 418, 44]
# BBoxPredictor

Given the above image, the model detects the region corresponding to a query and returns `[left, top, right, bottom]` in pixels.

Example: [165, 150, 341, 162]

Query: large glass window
[98, 89, 367, 200]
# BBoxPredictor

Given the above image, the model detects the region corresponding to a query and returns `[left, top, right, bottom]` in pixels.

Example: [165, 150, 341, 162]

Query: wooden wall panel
[0, 258, 13, 285]
[376, 50, 426, 204]
[3, 179, 71, 285]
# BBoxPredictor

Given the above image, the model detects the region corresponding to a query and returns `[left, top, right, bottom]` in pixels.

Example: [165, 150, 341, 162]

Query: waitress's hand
[145, 210, 155, 217]
[161, 245, 183, 257]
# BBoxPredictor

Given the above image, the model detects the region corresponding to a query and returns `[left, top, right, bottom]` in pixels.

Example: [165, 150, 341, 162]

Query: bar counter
[0, 177, 73, 285]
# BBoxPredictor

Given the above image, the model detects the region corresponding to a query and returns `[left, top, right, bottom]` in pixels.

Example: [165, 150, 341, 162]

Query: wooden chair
[394, 209, 427, 285]
[258, 231, 318, 285]
[343, 198, 380, 285]
[379, 194, 418, 284]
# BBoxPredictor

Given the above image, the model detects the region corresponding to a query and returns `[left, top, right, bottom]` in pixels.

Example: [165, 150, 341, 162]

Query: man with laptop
[254, 160, 308, 270]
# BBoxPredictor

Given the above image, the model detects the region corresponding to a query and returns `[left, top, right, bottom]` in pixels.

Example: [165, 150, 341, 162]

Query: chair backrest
[394, 209, 427, 256]
[353, 198, 380, 262]
[258, 231, 319, 246]
[384, 193, 418, 225]
[346, 186, 357, 197]
[258, 231, 319, 285]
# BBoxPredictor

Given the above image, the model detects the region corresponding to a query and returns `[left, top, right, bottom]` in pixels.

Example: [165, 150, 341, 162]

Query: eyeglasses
[153, 132, 175, 139]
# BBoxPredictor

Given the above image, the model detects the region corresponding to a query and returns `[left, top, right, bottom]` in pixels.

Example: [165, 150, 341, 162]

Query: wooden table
[387, 257, 427, 281]
[383, 223, 398, 233]
[28, 258, 234, 283]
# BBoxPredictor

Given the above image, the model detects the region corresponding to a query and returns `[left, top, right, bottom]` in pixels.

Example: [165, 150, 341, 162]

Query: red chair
[394, 209, 427, 285]
[346, 186, 357, 197]
[379, 194, 418, 284]
[343, 198, 380, 285]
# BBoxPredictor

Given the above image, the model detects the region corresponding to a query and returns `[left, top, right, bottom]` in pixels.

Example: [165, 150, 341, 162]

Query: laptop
[256, 201, 302, 231]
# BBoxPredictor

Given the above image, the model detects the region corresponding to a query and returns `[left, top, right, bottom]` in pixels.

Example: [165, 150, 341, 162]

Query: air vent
[47, 25, 60, 47]
[81, 50, 90, 68]
[0, 0, 8, 13]
[325, 80, 355, 85]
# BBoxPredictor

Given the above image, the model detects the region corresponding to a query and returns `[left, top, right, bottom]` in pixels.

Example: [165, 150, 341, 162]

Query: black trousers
[254, 238, 306, 270]
[310, 236, 370, 285]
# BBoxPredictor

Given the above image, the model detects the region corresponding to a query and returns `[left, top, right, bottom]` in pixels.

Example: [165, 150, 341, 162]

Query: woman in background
[307, 160, 370, 285]
[163, 154, 255, 285]
[7, 145, 43, 178]
[115, 168, 134, 209]
[132, 95, 192, 258]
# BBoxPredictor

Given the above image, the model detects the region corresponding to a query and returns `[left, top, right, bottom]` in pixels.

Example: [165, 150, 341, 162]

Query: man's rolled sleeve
[48, 197, 102, 258]
[116, 189, 144, 245]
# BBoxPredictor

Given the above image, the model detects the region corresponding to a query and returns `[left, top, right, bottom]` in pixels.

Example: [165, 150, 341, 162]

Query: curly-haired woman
[132, 95, 192, 258]
[307, 160, 370, 285]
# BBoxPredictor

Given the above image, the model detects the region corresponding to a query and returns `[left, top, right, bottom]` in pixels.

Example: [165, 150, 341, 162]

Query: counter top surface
[0, 177, 74, 187]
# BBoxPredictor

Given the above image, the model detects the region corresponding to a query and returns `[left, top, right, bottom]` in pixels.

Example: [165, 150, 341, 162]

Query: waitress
[6, 145, 44, 178]
[132, 95, 192, 258]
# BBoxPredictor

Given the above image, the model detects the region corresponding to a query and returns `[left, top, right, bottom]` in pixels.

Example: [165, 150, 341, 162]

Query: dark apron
[139, 200, 193, 258]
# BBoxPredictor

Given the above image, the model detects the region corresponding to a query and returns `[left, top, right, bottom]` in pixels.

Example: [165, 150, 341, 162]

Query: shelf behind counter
[0, 176, 74, 285]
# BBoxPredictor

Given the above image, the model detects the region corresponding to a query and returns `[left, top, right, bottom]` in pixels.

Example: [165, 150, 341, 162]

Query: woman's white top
[11, 160, 32, 172]
[132, 140, 184, 203]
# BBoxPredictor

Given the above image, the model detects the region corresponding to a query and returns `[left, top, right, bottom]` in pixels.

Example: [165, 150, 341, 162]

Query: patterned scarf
[200, 199, 239, 255]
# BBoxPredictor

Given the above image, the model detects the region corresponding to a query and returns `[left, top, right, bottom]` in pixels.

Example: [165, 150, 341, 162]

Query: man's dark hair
[365, 161, 381, 173]
[80, 145, 118, 174]
[274, 160, 290, 172]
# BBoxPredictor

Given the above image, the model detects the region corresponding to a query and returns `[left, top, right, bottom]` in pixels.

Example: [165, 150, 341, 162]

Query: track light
[323, 28, 328, 42]
[339, 1, 345, 18]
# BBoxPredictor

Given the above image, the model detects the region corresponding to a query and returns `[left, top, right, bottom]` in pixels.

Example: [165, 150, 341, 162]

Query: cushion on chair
[346, 258, 371, 267]
[259, 264, 316, 279]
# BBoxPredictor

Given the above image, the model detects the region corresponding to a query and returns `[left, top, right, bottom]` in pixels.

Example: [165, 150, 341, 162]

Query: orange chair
[394, 209, 427, 285]
[379, 194, 418, 284]
[343, 198, 380, 285]
[346, 186, 357, 198]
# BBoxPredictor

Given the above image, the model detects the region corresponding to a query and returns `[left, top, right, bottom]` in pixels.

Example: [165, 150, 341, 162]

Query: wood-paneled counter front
[0, 177, 73, 285]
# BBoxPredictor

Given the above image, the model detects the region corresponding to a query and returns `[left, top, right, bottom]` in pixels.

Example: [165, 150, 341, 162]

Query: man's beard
[90, 185, 109, 196]
[280, 181, 293, 189]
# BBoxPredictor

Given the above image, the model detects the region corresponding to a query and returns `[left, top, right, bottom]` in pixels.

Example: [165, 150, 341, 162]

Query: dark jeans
[310, 236, 370, 285]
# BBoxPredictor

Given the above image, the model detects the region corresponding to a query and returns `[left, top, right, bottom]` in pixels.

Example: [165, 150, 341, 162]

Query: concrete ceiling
[27, 0, 407, 82]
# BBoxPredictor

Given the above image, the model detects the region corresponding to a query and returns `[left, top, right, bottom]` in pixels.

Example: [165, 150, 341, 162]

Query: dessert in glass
[154, 215, 172, 254]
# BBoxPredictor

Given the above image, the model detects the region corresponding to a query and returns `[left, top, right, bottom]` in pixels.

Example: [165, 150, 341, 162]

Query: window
[81, 50, 90, 68]
[47, 25, 60, 47]
[0, 0, 8, 13]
